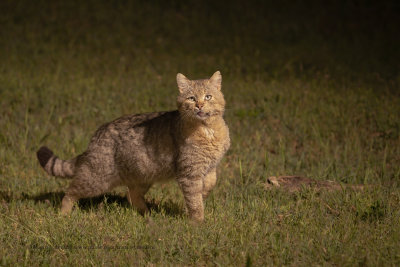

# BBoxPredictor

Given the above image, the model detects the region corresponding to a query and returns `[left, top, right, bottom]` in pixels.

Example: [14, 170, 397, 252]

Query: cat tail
[36, 146, 76, 178]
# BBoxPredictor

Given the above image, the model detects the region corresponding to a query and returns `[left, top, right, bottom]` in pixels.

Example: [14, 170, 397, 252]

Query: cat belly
[117, 151, 176, 184]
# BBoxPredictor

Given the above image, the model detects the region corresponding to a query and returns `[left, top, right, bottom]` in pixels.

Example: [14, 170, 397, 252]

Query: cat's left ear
[209, 71, 222, 90]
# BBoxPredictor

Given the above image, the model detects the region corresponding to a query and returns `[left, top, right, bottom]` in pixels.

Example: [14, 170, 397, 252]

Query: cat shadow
[15, 191, 183, 217]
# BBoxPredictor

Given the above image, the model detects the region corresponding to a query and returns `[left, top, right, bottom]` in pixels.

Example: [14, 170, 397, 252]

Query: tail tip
[37, 146, 54, 168]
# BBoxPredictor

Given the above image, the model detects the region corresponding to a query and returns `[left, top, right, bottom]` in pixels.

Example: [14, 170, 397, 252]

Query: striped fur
[36, 146, 75, 178]
[36, 71, 230, 222]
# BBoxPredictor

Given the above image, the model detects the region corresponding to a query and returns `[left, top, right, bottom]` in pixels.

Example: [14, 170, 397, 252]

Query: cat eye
[187, 96, 196, 101]
[205, 95, 212, 101]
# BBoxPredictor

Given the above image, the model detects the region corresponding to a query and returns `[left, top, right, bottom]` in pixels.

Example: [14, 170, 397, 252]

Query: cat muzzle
[196, 111, 210, 118]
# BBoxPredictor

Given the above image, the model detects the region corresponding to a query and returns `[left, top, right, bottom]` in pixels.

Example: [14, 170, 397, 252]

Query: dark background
[1, 0, 399, 89]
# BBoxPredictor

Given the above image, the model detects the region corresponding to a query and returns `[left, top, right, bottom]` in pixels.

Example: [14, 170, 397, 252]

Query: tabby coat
[37, 71, 230, 222]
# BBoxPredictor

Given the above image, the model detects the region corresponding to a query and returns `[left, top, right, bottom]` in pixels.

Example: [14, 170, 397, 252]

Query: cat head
[176, 71, 226, 122]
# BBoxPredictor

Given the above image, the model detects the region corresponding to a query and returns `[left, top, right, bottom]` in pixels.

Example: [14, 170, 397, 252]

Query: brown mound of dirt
[264, 176, 365, 193]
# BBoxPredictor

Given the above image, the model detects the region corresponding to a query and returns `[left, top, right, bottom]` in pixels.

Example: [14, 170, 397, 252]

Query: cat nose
[196, 102, 204, 109]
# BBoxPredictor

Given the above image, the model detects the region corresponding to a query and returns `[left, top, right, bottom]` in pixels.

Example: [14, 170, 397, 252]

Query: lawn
[0, 0, 399, 265]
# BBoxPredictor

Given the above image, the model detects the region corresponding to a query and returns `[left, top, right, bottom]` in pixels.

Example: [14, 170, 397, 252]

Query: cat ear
[177, 73, 190, 93]
[209, 71, 222, 90]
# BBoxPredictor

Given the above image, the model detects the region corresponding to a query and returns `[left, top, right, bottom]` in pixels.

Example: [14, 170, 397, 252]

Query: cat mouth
[196, 111, 210, 119]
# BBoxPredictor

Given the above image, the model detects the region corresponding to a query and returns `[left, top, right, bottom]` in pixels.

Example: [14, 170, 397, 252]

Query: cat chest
[189, 130, 228, 160]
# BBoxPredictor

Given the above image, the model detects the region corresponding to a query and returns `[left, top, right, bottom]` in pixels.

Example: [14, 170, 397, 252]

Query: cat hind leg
[127, 185, 150, 216]
[60, 166, 118, 214]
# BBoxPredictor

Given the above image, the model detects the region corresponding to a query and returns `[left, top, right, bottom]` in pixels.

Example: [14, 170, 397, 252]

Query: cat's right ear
[177, 73, 190, 93]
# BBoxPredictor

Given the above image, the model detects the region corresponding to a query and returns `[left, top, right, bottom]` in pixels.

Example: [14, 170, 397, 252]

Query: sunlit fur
[177, 75, 226, 124]
[36, 71, 230, 222]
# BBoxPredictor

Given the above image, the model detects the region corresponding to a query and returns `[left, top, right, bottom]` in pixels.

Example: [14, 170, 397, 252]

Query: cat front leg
[177, 177, 204, 222]
[202, 168, 217, 199]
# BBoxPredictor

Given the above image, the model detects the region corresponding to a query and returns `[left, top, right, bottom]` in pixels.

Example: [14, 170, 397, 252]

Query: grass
[0, 0, 399, 265]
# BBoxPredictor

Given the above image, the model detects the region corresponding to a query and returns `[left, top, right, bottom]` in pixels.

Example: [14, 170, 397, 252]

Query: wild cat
[37, 71, 230, 222]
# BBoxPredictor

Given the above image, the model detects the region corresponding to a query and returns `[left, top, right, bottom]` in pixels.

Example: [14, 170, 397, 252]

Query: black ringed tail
[36, 146, 76, 178]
